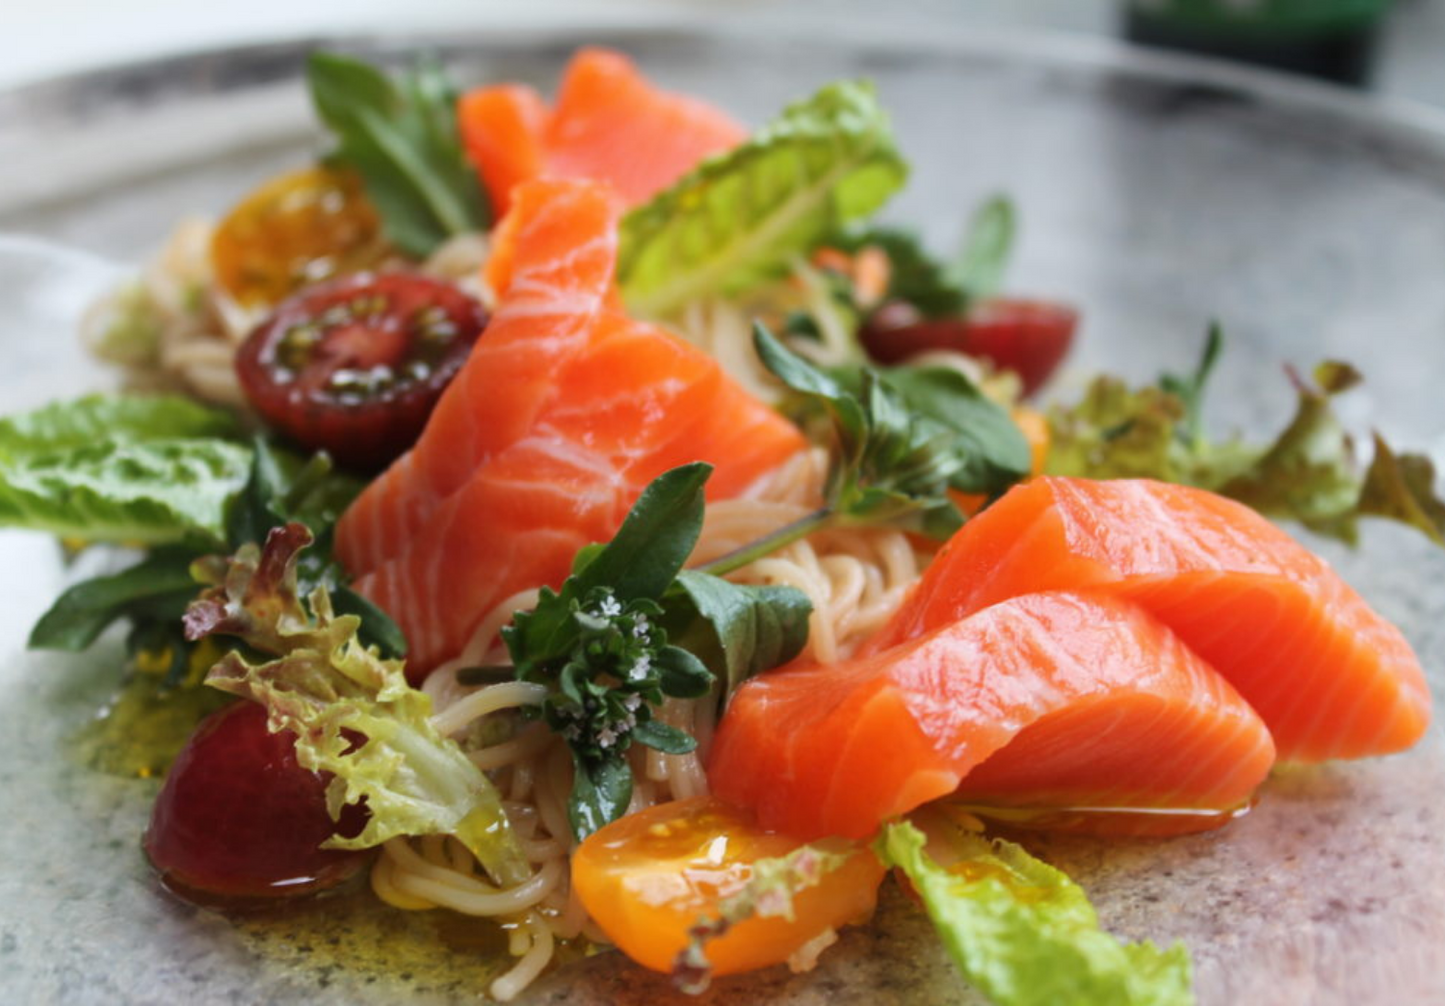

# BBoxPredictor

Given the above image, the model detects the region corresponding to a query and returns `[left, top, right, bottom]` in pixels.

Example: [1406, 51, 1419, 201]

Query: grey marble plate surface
[1, 19, 1443, 1006]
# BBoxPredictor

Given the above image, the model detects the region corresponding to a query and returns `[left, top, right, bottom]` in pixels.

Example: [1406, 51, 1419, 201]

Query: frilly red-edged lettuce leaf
[187, 523, 528, 885]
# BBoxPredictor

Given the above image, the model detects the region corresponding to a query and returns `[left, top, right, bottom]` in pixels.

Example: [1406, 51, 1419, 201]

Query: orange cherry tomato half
[211, 165, 388, 308]
[571, 796, 886, 978]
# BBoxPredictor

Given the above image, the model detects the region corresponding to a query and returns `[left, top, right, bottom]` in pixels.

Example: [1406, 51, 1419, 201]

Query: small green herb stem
[695, 507, 833, 577]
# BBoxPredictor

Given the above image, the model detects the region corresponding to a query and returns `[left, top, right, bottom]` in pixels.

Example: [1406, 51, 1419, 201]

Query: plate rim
[6, 14, 1445, 154]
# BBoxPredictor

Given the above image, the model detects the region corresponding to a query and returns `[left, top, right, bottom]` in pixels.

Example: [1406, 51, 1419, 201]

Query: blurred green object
[1124, 0, 1393, 85]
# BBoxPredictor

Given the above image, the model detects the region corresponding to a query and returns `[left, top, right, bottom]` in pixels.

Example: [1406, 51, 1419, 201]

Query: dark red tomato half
[860, 298, 1078, 398]
[144, 701, 370, 904]
[235, 272, 487, 471]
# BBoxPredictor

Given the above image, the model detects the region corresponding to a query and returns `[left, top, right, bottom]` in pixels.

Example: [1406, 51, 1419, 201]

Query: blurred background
[2, 0, 1444, 102]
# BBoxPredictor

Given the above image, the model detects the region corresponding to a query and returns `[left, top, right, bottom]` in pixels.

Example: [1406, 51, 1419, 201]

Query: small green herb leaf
[1158, 322, 1223, 450]
[754, 322, 966, 538]
[669, 570, 812, 703]
[950, 194, 1016, 301]
[503, 465, 719, 839]
[879, 366, 1032, 496]
[28, 548, 199, 652]
[307, 52, 489, 258]
[632, 718, 698, 755]
[506, 463, 711, 668]
[569, 753, 634, 842]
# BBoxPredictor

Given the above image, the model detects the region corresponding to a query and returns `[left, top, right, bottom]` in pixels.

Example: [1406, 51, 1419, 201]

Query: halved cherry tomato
[211, 165, 388, 309]
[235, 272, 487, 470]
[861, 298, 1078, 397]
[144, 701, 370, 904]
[572, 796, 886, 977]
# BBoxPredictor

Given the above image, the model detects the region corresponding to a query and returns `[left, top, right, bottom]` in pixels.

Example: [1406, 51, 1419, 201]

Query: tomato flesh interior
[572, 796, 886, 977]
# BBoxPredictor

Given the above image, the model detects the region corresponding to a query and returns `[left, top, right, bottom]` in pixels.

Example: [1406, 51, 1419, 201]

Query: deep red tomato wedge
[861, 298, 1078, 397]
[235, 272, 488, 470]
[144, 701, 369, 904]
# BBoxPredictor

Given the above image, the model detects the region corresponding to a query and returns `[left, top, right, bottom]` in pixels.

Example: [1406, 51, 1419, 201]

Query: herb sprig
[502, 463, 812, 839]
[700, 324, 1031, 576]
[307, 52, 490, 258]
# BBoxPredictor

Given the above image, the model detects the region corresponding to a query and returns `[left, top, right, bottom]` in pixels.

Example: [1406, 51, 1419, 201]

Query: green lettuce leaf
[1356, 434, 1445, 546]
[0, 437, 252, 546]
[190, 523, 528, 885]
[0, 394, 251, 546]
[308, 52, 489, 257]
[1214, 362, 1366, 538]
[618, 79, 908, 318]
[0, 393, 238, 459]
[878, 820, 1194, 1006]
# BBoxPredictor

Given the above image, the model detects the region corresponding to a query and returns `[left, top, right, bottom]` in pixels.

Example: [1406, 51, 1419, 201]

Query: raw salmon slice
[708, 591, 1275, 841]
[335, 178, 621, 577]
[355, 310, 805, 673]
[339, 179, 805, 673]
[459, 47, 745, 213]
[457, 85, 548, 220]
[871, 477, 1432, 763]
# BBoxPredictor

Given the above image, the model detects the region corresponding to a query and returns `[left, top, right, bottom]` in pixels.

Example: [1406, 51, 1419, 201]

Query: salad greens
[666, 571, 812, 710]
[618, 79, 908, 318]
[11, 394, 400, 680]
[503, 463, 811, 838]
[0, 394, 251, 548]
[307, 52, 490, 258]
[878, 821, 1194, 1006]
[829, 194, 1017, 323]
[950, 194, 1017, 304]
[189, 523, 529, 886]
[701, 323, 1030, 575]
[1047, 329, 1445, 547]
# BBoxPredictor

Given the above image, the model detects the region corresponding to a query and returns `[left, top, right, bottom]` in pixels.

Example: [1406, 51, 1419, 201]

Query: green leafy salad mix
[3, 43, 1441, 1006]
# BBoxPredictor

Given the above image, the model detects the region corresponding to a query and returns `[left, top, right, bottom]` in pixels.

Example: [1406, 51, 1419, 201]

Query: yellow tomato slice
[572, 796, 885, 977]
[211, 165, 387, 308]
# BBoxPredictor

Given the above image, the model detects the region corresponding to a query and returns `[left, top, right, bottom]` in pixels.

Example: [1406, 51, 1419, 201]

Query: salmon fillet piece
[709, 591, 1275, 841]
[334, 178, 621, 577]
[338, 179, 804, 673]
[871, 477, 1431, 763]
[458, 47, 745, 213]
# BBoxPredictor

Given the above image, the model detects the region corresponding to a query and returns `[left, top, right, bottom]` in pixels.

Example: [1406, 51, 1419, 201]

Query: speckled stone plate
[1, 18, 1443, 1006]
